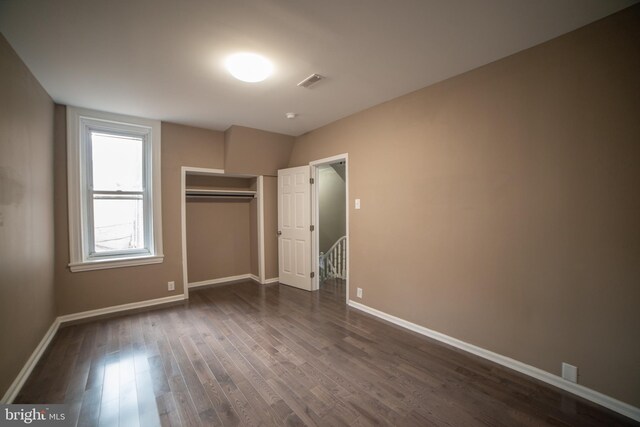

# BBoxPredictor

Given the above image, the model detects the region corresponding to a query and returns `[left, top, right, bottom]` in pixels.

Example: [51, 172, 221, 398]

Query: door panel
[278, 166, 312, 290]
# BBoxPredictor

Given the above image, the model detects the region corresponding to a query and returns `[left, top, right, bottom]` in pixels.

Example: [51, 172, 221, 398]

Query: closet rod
[185, 188, 256, 197]
[185, 194, 255, 199]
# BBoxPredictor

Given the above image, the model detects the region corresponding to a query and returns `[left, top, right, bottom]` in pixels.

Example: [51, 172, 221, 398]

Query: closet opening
[180, 167, 264, 299]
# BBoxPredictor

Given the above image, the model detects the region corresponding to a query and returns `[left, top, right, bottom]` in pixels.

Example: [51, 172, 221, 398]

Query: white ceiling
[0, 0, 635, 136]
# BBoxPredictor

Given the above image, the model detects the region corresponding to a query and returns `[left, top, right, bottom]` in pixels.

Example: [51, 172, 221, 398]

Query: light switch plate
[355, 199, 361, 209]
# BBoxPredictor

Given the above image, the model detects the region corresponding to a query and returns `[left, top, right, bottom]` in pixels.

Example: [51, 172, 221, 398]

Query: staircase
[319, 236, 347, 281]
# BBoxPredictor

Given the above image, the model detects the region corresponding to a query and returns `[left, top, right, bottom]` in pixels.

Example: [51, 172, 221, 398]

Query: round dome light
[225, 53, 273, 83]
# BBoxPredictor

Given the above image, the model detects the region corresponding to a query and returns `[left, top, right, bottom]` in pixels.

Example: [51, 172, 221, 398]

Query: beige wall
[218, 125, 288, 280]
[290, 6, 640, 407]
[224, 125, 294, 176]
[186, 175, 251, 190]
[55, 120, 225, 314]
[318, 165, 346, 252]
[186, 199, 251, 282]
[0, 34, 56, 399]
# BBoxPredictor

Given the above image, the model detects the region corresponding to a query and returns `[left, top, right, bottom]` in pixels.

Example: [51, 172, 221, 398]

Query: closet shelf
[185, 188, 256, 198]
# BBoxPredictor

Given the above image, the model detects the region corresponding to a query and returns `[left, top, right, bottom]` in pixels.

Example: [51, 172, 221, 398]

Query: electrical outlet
[168, 281, 175, 291]
[562, 362, 578, 383]
[356, 287, 363, 298]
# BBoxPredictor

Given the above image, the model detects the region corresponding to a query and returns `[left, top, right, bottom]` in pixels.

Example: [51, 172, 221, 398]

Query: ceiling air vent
[297, 73, 324, 88]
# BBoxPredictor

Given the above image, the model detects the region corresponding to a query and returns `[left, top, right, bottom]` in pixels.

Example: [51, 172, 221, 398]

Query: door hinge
[310, 178, 314, 184]
[310, 272, 315, 278]
[310, 225, 315, 232]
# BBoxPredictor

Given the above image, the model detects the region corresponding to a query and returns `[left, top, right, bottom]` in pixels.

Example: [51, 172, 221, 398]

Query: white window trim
[67, 107, 163, 272]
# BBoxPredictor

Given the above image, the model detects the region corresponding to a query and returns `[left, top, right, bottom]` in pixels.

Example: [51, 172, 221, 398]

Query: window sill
[68, 254, 164, 272]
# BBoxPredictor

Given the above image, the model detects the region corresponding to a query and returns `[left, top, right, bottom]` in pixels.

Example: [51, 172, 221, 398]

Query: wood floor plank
[98, 397, 119, 427]
[99, 351, 120, 425]
[119, 376, 140, 427]
[136, 366, 162, 427]
[65, 323, 97, 399]
[180, 335, 241, 426]
[160, 310, 219, 427]
[216, 325, 296, 424]
[227, 315, 333, 419]
[85, 321, 109, 393]
[15, 279, 638, 427]
[156, 392, 181, 427]
[187, 328, 264, 427]
[223, 319, 324, 426]
[198, 320, 287, 425]
[77, 384, 102, 427]
[166, 373, 201, 427]
[35, 325, 82, 403]
[256, 316, 404, 424]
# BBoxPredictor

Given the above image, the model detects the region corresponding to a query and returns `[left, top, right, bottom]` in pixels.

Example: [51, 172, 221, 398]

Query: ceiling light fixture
[285, 112, 297, 119]
[225, 53, 273, 83]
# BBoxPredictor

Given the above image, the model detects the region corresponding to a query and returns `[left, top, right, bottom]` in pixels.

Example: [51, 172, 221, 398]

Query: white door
[278, 166, 312, 290]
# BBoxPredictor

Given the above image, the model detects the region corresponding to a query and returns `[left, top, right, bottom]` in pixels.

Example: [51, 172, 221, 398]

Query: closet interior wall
[185, 175, 256, 285]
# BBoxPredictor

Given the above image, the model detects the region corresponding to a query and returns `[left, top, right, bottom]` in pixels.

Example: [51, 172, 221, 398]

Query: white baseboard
[347, 300, 640, 423]
[188, 274, 252, 289]
[58, 294, 186, 324]
[1, 319, 61, 403]
[249, 275, 278, 285]
[190, 274, 278, 286]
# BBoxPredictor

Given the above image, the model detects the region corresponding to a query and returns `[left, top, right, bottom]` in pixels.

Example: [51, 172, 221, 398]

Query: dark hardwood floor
[16, 279, 637, 426]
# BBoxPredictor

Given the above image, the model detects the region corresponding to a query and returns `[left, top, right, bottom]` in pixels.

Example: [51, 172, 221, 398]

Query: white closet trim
[181, 167, 268, 299]
[258, 176, 266, 283]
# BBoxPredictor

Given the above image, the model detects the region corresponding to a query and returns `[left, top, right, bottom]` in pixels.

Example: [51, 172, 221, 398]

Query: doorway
[311, 154, 349, 302]
[276, 154, 349, 301]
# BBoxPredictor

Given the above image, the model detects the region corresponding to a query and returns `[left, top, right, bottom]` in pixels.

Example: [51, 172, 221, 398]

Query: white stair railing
[320, 236, 346, 281]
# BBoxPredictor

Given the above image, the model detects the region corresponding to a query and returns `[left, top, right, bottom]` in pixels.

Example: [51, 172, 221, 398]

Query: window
[67, 107, 163, 271]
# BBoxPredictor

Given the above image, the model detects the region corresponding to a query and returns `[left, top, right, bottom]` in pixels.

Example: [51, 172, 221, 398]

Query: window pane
[93, 198, 145, 253]
[91, 132, 143, 191]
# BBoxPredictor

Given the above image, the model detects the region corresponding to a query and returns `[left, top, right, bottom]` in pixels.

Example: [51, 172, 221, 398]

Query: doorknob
[277, 231, 282, 236]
